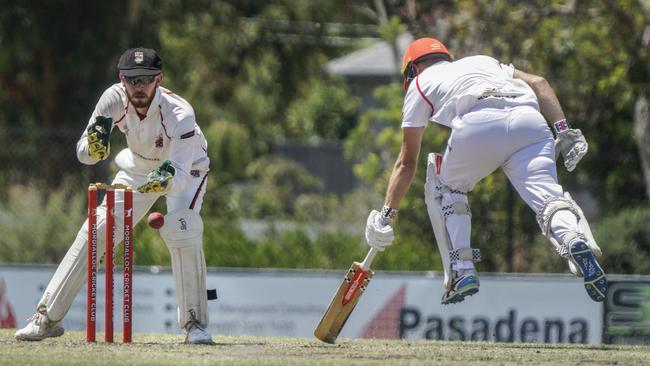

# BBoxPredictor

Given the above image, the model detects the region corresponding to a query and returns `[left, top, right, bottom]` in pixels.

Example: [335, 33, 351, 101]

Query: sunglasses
[124, 75, 157, 86]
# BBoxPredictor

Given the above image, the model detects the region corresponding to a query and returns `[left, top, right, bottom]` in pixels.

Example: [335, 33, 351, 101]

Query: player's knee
[441, 190, 471, 218]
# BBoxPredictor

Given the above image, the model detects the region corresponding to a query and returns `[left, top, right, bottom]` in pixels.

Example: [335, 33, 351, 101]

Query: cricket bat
[314, 247, 378, 343]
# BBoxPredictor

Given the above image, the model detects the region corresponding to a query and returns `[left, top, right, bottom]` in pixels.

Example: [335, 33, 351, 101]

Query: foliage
[204, 120, 254, 184]
[598, 207, 650, 274]
[234, 156, 325, 218]
[1, 1, 650, 275]
[0, 1, 156, 183]
[285, 77, 360, 139]
[157, 0, 369, 152]
[0, 183, 86, 263]
[2, 179, 649, 276]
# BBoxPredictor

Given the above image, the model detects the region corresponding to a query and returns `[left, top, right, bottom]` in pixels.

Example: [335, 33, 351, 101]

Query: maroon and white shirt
[77, 84, 209, 193]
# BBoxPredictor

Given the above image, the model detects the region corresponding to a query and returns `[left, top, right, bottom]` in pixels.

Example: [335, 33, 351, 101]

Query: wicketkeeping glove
[87, 116, 113, 160]
[365, 207, 396, 251]
[137, 160, 176, 193]
[553, 120, 588, 172]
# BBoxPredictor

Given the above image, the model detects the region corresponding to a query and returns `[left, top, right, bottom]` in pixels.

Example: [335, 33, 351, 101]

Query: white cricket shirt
[77, 84, 209, 193]
[402, 55, 540, 128]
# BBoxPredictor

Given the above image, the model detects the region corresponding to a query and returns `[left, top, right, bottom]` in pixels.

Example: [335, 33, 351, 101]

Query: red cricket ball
[147, 212, 165, 229]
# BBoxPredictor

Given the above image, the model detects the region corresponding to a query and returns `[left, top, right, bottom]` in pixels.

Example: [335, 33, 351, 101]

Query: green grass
[1, 329, 649, 365]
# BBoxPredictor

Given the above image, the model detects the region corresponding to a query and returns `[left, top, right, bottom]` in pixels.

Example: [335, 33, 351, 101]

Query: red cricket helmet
[401, 37, 451, 90]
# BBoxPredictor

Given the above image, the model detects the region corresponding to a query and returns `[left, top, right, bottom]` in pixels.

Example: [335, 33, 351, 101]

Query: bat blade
[314, 261, 374, 343]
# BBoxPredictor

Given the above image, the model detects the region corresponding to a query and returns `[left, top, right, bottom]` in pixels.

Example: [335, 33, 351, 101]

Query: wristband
[553, 119, 571, 134]
[381, 205, 398, 220]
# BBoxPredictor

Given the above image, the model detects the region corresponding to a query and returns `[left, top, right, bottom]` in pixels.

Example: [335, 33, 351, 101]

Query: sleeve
[76, 85, 123, 165]
[401, 79, 433, 128]
[165, 109, 198, 193]
[499, 62, 516, 78]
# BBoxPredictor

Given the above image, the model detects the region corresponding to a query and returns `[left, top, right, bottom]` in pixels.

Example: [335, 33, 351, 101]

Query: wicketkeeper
[365, 38, 607, 305]
[15, 48, 213, 343]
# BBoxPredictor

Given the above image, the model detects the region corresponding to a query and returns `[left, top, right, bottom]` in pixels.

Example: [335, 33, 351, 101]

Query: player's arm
[77, 86, 121, 164]
[384, 77, 431, 212]
[514, 69, 588, 172]
[513, 69, 565, 126]
[365, 80, 430, 252]
[384, 127, 425, 208]
[364, 128, 424, 252]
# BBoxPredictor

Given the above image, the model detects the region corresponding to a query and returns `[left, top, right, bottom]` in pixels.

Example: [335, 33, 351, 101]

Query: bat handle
[360, 247, 378, 271]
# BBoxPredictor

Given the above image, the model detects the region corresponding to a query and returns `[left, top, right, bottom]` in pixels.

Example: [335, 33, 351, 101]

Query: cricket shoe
[441, 273, 480, 305]
[15, 312, 64, 341]
[569, 240, 607, 302]
[184, 321, 214, 345]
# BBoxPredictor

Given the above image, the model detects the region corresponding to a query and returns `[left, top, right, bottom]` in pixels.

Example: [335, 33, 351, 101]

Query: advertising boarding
[0, 265, 604, 344]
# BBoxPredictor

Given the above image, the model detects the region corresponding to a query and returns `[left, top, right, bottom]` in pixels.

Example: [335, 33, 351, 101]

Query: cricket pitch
[1, 329, 649, 365]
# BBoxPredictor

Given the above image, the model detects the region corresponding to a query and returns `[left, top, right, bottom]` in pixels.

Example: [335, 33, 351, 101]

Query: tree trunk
[634, 94, 650, 202]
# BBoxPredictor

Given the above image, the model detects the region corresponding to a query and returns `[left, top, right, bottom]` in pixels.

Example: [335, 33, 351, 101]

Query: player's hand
[365, 209, 394, 251]
[555, 128, 588, 172]
[87, 116, 113, 160]
[137, 160, 176, 193]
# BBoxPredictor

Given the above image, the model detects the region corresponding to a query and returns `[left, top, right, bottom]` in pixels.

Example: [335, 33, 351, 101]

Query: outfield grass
[1, 329, 649, 365]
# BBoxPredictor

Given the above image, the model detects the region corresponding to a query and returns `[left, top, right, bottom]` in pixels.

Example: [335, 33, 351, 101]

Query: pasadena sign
[399, 308, 590, 343]
[0, 266, 603, 344]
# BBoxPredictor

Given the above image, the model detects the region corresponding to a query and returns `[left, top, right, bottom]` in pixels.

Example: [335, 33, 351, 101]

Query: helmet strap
[403, 62, 417, 90]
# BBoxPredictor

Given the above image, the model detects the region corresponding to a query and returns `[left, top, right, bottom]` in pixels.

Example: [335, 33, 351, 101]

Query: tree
[0, 1, 157, 183]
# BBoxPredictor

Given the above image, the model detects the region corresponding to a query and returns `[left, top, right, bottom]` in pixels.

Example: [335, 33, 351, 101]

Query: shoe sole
[185, 339, 215, 345]
[441, 284, 479, 305]
[570, 241, 607, 302]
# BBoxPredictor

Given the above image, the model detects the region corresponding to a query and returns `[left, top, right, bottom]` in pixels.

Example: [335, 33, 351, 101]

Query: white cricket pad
[424, 153, 481, 289]
[565, 192, 601, 256]
[37, 206, 111, 322]
[536, 193, 601, 276]
[159, 209, 209, 328]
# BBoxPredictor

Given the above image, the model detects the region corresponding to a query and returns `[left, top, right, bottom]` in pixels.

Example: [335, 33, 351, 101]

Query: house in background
[325, 33, 413, 114]
[275, 33, 414, 196]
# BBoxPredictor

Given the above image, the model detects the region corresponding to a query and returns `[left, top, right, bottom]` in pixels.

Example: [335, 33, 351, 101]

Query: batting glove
[365, 207, 396, 251]
[553, 120, 588, 172]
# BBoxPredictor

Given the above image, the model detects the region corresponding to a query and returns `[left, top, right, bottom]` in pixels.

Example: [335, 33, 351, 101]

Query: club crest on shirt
[155, 134, 164, 148]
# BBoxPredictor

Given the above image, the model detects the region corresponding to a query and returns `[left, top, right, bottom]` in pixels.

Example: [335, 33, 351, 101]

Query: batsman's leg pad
[565, 192, 601, 256]
[159, 209, 209, 328]
[424, 153, 481, 290]
[536, 193, 602, 275]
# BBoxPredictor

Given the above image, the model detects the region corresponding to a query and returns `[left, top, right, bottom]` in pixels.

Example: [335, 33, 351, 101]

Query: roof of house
[325, 33, 413, 77]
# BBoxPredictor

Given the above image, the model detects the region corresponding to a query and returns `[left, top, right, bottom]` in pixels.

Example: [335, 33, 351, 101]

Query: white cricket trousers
[36, 169, 208, 322]
[438, 105, 576, 269]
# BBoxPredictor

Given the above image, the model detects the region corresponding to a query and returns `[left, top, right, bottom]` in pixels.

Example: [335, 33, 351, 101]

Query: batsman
[365, 38, 607, 305]
[15, 48, 213, 343]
